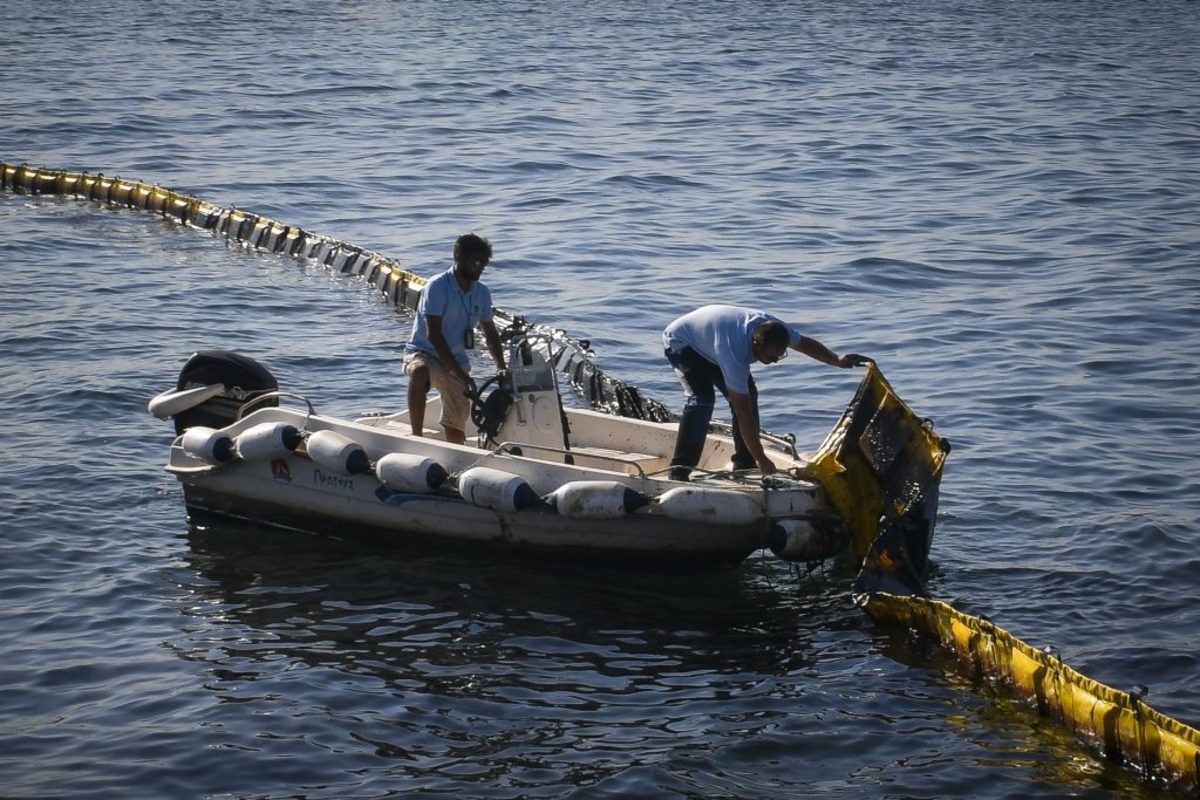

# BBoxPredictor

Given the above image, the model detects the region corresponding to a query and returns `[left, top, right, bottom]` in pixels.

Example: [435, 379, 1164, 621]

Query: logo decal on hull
[271, 459, 291, 482]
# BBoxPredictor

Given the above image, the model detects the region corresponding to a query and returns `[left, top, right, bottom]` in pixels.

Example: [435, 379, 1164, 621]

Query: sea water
[2, 1, 1198, 797]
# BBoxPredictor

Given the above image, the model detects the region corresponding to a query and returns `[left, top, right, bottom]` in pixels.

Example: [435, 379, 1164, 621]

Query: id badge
[464, 328, 476, 349]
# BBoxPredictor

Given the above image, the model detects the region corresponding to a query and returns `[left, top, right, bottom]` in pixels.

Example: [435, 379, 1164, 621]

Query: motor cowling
[172, 350, 278, 435]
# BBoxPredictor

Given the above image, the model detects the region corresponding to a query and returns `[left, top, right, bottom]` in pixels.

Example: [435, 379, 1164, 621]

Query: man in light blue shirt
[405, 234, 507, 444]
[662, 304, 869, 481]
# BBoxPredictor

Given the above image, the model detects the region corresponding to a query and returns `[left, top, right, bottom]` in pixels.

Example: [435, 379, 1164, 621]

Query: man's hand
[837, 353, 872, 368]
[454, 369, 477, 399]
[756, 455, 778, 476]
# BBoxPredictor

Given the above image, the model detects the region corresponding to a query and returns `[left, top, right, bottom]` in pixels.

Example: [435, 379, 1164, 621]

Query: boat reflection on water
[175, 516, 855, 692]
[172, 520, 1166, 798]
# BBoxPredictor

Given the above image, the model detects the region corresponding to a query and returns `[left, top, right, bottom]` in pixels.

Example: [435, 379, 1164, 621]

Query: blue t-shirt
[406, 267, 494, 369]
[662, 305, 802, 394]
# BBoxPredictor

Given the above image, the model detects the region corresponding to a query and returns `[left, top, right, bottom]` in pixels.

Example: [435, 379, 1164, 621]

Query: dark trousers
[665, 347, 758, 480]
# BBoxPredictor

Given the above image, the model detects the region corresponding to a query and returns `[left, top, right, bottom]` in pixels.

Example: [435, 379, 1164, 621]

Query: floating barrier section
[809, 364, 949, 572]
[5, 161, 1198, 792]
[865, 592, 1200, 791]
[0, 162, 674, 423]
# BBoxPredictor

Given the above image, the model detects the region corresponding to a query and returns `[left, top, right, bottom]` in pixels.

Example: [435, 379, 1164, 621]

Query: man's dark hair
[455, 233, 493, 263]
[757, 321, 789, 349]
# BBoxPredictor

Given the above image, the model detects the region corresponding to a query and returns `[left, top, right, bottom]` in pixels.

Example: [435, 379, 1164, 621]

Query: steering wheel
[469, 373, 513, 442]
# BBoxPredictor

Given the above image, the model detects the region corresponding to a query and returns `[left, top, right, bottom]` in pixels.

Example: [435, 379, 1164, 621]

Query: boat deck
[356, 413, 670, 477]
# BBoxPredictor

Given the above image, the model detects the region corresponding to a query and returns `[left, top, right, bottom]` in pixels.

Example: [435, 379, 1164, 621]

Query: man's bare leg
[407, 366, 430, 436]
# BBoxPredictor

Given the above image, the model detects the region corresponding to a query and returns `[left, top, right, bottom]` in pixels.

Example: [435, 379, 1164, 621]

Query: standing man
[662, 304, 869, 481]
[405, 233, 507, 445]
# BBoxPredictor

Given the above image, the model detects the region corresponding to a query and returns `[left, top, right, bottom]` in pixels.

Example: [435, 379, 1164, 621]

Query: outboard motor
[169, 350, 279, 435]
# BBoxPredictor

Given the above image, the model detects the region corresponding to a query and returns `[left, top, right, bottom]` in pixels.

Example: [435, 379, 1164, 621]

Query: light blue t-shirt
[662, 304, 802, 394]
[406, 267, 494, 369]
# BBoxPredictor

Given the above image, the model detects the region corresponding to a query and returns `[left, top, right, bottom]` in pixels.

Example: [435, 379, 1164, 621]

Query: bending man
[662, 304, 869, 481]
[404, 233, 507, 444]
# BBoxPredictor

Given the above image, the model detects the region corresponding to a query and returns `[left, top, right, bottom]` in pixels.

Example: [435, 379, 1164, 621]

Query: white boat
[151, 323, 949, 576]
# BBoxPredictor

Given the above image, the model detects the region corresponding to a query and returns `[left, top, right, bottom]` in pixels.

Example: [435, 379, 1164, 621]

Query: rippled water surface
[2, 1, 1199, 798]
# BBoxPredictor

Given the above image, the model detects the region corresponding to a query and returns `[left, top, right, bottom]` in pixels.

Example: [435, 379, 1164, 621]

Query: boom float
[0, 163, 674, 424]
[3, 161, 1196, 792]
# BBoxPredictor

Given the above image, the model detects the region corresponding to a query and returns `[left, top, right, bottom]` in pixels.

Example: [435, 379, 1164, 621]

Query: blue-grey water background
[2, 1, 1198, 797]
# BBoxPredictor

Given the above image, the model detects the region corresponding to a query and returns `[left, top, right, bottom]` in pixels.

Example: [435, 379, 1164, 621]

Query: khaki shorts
[405, 352, 472, 432]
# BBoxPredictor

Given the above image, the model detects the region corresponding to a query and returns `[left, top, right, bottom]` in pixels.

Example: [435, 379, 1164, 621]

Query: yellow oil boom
[864, 593, 1200, 790]
[4, 162, 1197, 792]
[0, 162, 673, 422]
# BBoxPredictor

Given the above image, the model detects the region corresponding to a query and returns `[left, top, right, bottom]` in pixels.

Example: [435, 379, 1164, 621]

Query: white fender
[457, 466, 540, 512]
[546, 480, 649, 520]
[375, 452, 448, 492]
[306, 429, 372, 476]
[766, 518, 850, 562]
[148, 383, 225, 419]
[179, 426, 234, 465]
[234, 421, 302, 461]
[653, 487, 763, 526]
